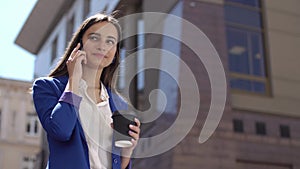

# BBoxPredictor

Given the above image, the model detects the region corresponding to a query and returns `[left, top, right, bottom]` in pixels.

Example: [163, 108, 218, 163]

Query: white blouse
[78, 79, 113, 169]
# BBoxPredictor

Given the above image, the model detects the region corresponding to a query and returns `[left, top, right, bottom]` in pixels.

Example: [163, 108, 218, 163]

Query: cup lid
[115, 140, 133, 148]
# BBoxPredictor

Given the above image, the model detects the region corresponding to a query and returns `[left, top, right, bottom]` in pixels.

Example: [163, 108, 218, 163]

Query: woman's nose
[96, 40, 106, 51]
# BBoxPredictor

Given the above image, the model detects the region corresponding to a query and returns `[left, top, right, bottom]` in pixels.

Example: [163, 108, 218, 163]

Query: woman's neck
[82, 66, 103, 89]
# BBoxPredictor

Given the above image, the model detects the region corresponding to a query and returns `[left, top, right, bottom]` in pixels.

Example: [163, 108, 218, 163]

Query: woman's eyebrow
[107, 36, 117, 41]
[88, 32, 100, 36]
[88, 33, 117, 41]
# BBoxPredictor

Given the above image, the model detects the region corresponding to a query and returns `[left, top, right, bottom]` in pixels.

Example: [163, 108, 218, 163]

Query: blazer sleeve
[108, 88, 132, 169]
[32, 77, 81, 141]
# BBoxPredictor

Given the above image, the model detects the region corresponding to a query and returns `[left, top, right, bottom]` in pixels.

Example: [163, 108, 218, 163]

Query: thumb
[110, 123, 114, 129]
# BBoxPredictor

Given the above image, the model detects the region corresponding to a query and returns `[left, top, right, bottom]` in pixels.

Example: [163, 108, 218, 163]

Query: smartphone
[79, 39, 83, 50]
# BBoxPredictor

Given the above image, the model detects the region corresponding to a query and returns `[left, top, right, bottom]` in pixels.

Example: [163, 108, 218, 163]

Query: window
[26, 113, 39, 136]
[117, 48, 126, 90]
[22, 155, 36, 169]
[279, 125, 290, 138]
[233, 119, 244, 133]
[66, 15, 74, 48]
[51, 37, 58, 64]
[255, 121, 266, 135]
[12, 111, 16, 128]
[157, 0, 183, 114]
[137, 19, 145, 91]
[225, 0, 261, 7]
[117, 20, 145, 92]
[225, 0, 269, 94]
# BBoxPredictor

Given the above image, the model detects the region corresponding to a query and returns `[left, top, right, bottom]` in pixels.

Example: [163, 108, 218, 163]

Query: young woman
[32, 13, 140, 169]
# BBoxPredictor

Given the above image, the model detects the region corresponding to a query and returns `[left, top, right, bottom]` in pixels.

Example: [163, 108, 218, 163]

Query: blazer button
[114, 159, 118, 164]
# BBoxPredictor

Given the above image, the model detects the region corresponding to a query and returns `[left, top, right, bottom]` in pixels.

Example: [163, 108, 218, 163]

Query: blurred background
[0, 0, 36, 81]
[0, 0, 299, 168]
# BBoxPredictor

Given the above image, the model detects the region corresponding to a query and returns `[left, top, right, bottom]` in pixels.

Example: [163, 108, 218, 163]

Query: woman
[32, 13, 140, 169]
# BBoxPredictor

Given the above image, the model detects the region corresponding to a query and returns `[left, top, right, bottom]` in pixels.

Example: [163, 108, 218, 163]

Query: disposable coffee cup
[112, 110, 137, 148]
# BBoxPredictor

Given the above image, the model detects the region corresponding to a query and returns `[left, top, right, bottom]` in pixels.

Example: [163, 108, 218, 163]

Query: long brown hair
[49, 12, 122, 88]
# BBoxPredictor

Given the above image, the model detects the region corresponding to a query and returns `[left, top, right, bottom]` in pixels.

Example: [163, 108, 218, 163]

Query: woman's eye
[106, 39, 115, 45]
[89, 35, 99, 41]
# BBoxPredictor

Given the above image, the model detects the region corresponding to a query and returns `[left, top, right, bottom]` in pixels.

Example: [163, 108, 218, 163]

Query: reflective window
[225, 5, 262, 28]
[227, 28, 249, 74]
[225, 0, 260, 7]
[157, 0, 183, 114]
[225, 0, 269, 94]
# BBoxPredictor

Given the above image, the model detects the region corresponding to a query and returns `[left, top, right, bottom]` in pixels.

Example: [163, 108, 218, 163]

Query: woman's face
[81, 21, 118, 69]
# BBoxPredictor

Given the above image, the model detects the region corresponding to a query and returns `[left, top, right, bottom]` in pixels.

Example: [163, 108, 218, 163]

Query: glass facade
[225, 0, 268, 94]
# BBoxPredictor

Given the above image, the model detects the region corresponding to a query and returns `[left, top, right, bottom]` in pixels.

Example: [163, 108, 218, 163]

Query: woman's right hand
[65, 43, 87, 94]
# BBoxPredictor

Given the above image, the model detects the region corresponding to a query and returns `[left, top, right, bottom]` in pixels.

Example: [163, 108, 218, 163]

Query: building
[0, 78, 42, 169]
[16, 0, 300, 168]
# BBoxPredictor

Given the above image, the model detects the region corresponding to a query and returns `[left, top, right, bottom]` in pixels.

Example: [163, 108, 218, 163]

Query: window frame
[255, 121, 267, 136]
[233, 118, 244, 133]
[51, 37, 58, 64]
[279, 124, 291, 138]
[21, 155, 37, 169]
[25, 113, 40, 137]
[224, 0, 271, 96]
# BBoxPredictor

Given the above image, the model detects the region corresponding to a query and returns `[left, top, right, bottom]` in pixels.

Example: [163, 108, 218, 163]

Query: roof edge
[15, 0, 74, 55]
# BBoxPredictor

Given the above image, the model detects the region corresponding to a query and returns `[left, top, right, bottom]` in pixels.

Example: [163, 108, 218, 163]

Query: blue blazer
[32, 75, 129, 169]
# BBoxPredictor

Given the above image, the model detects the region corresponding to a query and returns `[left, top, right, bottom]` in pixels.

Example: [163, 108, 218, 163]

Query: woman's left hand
[122, 118, 141, 157]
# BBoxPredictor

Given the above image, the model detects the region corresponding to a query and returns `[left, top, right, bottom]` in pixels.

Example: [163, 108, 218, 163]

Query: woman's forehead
[85, 21, 118, 37]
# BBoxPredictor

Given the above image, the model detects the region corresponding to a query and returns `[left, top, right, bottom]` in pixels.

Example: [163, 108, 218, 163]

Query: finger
[129, 130, 139, 140]
[69, 43, 81, 60]
[82, 52, 87, 64]
[75, 43, 81, 50]
[134, 118, 141, 127]
[75, 51, 87, 63]
[72, 43, 81, 55]
[129, 124, 140, 134]
[130, 138, 138, 146]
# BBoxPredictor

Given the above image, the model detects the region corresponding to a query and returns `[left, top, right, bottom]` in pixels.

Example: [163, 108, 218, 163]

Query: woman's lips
[93, 53, 106, 58]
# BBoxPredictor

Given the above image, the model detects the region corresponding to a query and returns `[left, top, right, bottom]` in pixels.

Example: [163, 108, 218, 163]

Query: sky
[0, 0, 38, 82]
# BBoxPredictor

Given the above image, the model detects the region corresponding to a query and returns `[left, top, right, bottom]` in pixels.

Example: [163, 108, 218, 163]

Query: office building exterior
[16, 0, 300, 168]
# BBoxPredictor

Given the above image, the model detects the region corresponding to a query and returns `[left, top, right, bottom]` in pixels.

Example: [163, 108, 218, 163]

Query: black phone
[79, 39, 83, 50]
